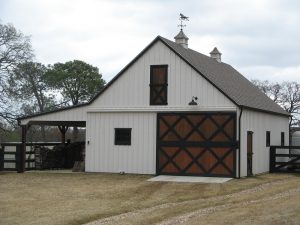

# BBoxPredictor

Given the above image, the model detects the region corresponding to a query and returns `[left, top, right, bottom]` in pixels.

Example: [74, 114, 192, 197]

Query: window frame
[266, 131, 271, 147]
[149, 65, 168, 105]
[114, 128, 132, 146]
[281, 132, 285, 146]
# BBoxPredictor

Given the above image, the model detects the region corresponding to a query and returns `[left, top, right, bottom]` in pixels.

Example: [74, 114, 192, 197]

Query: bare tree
[251, 79, 300, 128]
[0, 22, 33, 125]
[251, 79, 282, 103]
[0, 23, 33, 76]
[279, 82, 300, 127]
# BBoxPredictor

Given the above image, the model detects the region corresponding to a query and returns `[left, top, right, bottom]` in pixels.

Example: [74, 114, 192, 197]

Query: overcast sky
[1, 0, 300, 83]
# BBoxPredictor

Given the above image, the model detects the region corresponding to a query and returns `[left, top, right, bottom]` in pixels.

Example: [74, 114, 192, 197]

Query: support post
[0, 145, 4, 171]
[269, 146, 276, 173]
[58, 126, 69, 145]
[18, 125, 27, 173]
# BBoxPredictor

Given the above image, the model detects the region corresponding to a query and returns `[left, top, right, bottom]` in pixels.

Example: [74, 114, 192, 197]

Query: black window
[281, 132, 285, 146]
[150, 65, 168, 105]
[115, 128, 131, 145]
[266, 131, 270, 147]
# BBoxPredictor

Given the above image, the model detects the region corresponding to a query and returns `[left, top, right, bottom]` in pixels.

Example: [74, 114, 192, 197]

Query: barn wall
[20, 106, 87, 125]
[240, 109, 289, 176]
[89, 41, 235, 110]
[85, 112, 157, 174]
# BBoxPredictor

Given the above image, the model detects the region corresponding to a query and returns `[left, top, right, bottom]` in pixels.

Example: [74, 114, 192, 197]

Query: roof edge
[241, 105, 290, 117]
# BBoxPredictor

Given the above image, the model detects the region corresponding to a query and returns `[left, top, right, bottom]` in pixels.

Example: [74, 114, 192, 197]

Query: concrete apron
[148, 175, 232, 183]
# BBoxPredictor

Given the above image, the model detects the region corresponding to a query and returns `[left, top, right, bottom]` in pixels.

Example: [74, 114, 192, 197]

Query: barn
[18, 30, 290, 178]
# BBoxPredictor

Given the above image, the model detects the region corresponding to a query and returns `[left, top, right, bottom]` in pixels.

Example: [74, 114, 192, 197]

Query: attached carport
[17, 104, 88, 172]
[22, 120, 86, 143]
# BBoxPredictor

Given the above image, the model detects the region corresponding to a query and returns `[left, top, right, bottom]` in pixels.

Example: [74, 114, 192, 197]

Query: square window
[115, 128, 131, 145]
[266, 131, 270, 147]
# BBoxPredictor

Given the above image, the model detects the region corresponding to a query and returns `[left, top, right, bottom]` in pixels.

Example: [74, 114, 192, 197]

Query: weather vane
[178, 13, 189, 30]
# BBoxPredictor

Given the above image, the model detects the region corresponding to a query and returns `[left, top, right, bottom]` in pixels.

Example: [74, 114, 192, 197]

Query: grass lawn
[0, 171, 299, 225]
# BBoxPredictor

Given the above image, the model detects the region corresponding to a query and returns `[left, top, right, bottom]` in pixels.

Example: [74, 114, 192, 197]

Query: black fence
[0, 142, 61, 172]
[270, 146, 300, 173]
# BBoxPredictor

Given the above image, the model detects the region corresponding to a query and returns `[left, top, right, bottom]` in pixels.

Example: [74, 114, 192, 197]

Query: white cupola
[174, 30, 189, 49]
[210, 47, 222, 62]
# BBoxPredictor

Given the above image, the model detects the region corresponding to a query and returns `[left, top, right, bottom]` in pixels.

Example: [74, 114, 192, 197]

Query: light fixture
[188, 96, 198, 105]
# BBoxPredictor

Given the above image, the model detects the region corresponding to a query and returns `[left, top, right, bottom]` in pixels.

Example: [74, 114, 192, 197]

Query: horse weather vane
[178, 13, 189, 31]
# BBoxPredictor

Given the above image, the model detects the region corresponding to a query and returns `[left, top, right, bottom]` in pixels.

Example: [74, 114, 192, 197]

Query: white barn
[19, 31, 290, 178]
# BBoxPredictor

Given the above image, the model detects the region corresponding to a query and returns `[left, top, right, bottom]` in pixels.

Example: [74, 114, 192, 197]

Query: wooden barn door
[247, 131, 253, 176]
[157, 112, 237, 177]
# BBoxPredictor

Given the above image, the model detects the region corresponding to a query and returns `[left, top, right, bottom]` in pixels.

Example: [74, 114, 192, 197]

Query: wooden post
[269, 146, 276, 173]
[18, 125, 27, 173]
[0, 145, 4, 171]
[58, 126, 69, 145]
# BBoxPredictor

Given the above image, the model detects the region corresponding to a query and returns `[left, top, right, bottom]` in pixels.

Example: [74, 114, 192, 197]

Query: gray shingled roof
[159, 36, 289, 116]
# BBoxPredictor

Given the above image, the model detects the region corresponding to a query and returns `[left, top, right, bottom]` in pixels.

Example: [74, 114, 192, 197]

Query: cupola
[174, 30, 189, 49]
[210, 47, 222, 62]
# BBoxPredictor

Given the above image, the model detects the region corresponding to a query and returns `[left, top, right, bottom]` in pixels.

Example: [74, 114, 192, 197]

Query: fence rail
[270, 146, 300, 173]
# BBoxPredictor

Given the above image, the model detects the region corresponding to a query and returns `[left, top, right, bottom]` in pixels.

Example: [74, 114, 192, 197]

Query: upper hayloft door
[157, 112, 237, 177]
[150, 65, 168, 105]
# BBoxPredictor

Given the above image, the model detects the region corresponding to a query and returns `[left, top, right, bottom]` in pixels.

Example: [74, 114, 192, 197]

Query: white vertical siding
[85, 112, 156, 174]
[240, 109, 289, 176]
[89, 41, 235, 109]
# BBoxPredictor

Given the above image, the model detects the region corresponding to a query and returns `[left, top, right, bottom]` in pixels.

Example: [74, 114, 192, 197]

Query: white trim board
[87, 106, 237, 113]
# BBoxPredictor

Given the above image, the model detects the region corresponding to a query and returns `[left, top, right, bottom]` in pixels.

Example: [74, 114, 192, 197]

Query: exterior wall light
[188, 96, 198, 105]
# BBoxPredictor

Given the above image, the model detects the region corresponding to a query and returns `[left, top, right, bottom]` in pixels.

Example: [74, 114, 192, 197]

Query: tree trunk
[58, 126, 68, 145]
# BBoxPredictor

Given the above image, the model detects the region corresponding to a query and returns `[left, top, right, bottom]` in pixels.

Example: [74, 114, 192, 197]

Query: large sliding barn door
[157, 112, 237, 177]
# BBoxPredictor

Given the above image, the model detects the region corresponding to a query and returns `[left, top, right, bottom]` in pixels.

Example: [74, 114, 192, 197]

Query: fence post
[16, 144, 23, 173]
[17, 125, 27, 173]
[16, 144, 20, 172]
[0, 145, 4, 171]
[270, 146, 276, 173]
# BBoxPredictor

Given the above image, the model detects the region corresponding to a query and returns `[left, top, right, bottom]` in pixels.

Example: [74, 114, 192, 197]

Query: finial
[178, 13, 189, 31]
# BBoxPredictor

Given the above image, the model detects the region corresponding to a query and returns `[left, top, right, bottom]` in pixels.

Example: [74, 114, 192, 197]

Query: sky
[1, 0, 300, 83]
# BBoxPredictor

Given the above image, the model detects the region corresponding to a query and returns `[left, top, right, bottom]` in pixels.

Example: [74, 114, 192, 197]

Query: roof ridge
[159, 36, 227, 65]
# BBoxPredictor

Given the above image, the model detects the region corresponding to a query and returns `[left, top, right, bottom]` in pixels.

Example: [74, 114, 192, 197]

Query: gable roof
[19, 35, 289, 121]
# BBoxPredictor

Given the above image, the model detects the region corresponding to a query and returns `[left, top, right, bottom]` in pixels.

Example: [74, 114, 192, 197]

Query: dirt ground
[0, 171, 299, 225]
